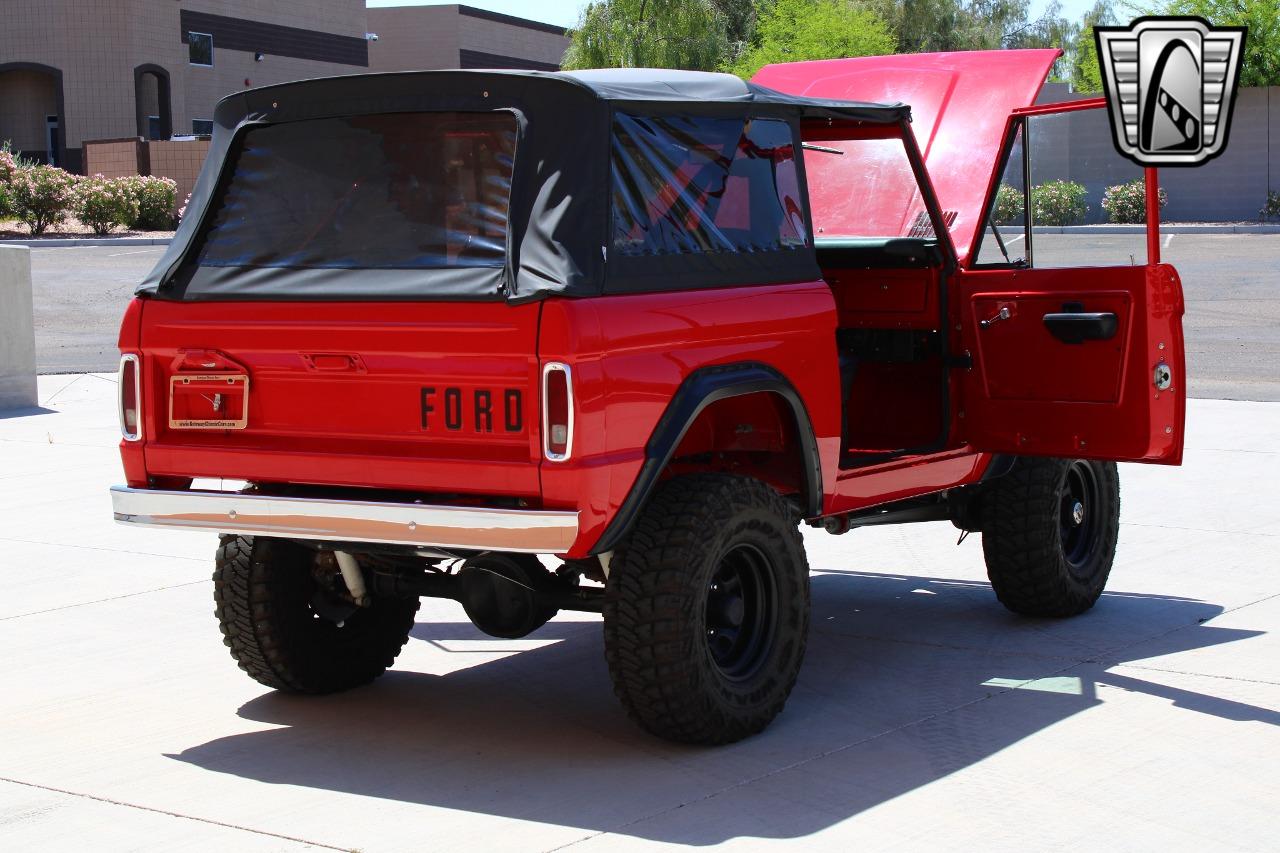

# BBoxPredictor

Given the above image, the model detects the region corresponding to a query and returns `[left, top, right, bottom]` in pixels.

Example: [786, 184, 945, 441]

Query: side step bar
[109, 486, 579, 554]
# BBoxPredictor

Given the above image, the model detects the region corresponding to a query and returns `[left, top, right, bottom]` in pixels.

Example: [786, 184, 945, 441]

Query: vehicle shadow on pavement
[168, 570, 1275, 843]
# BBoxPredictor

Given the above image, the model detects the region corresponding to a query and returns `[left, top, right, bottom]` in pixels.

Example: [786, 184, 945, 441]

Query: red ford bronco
[111, 50, 1185, 744]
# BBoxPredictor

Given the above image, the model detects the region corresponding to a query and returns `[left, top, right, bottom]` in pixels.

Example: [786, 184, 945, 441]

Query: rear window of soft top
[197, 111, 517, 271]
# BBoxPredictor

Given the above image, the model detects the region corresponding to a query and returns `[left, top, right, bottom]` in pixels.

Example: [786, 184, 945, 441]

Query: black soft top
[139, 69, 909, 302]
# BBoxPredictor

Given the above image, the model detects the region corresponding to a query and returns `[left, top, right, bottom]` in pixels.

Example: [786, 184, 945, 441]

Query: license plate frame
[168, 373, 250, 430]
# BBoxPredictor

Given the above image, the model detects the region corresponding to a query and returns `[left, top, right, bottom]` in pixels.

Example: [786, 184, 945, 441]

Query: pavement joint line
[1111, 663, 1280, 688]
[0, 579, 210, 623]
[39, 374, 90, 406]
[0, 777, 346, 851]
[33, 374, 80, 405]
[1210, 589, 1280, 619]
[1122, 522, 1280, 538]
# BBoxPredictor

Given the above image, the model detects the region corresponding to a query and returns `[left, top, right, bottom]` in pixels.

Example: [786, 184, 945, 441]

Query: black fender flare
[591, 362, 823, 555]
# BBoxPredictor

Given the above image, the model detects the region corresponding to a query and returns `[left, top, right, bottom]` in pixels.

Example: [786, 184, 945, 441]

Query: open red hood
[754, 49, 1060, 265]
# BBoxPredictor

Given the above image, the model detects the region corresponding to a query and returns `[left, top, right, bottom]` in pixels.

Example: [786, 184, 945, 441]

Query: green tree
[711, 0, 761, 64]
[562, 0, 729, 70]
[1066, 1, 1114, 92]
[879, 0, 1057, 52]
[730, 0, 897, 79]
[1155, 0, 1280, 86]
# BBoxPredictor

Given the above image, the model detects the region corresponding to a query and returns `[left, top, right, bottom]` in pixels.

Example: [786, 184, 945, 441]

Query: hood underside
[753, 49, 1061, 265]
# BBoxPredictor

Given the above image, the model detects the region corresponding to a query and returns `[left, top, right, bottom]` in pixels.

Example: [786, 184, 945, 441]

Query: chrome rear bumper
[109, 486, 579, 553]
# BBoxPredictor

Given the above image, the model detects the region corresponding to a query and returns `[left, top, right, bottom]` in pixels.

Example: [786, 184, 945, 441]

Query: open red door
[957, 255, 1185, 465]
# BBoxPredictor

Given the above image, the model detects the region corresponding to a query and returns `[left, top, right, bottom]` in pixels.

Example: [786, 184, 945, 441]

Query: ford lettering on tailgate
[420, 387, 523, 433]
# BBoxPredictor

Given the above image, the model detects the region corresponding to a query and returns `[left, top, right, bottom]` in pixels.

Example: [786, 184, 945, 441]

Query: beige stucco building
[0, 2, 570, 174]
[367, 5, 570, 74]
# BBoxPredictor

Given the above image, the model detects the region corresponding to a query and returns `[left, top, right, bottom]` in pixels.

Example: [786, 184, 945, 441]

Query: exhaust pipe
[334, 550, 372, 607]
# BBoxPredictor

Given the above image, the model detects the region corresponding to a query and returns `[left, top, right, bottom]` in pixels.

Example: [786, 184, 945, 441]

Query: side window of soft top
[610, 113, 808, 258]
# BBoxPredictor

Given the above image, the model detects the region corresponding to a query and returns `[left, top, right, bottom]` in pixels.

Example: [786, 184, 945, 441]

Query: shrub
[0, 145, 17, 219]
[1031, 179, 1088, 226]
[992, 183, 1024, 225]
[1101, 178, 1167, 224]
[122, 175, 178, 230]
[73, 175, 140, 236]
[9, 164, 75, 235]
[1262, 191, 1280, 221]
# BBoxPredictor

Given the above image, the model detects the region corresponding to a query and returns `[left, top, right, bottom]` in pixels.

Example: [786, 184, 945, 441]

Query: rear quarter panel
[539, 281, 843, 556]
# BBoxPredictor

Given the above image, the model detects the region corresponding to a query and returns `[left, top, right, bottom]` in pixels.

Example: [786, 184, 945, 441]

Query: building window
[192, 119, 214, 136]
[189, 32, 213, 66]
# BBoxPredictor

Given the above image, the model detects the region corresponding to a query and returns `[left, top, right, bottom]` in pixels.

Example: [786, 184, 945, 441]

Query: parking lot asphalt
[1, 375, 1276, 851]
[24, 234, 1280, 400]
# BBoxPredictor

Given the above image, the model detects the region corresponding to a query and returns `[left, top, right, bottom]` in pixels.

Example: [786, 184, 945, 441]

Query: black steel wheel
[705, 544, 777, 681]
[981, 457, 1120, 617]
[1060, 460, 1101, 572]
[604, 474, 810, 745]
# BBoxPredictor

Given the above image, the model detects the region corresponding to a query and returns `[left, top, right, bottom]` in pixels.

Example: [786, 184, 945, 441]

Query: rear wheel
[213, 536, 419, 693]
[604, 474, 810, 744]
[981, 458, 1120, 617]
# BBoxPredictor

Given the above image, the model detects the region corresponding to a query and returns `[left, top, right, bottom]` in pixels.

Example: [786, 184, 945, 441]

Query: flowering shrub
[1101, 178, 1167, 224]
[1030, 179, 1088, 226]
[1262, 191, 1280, 221]
[122, 175, 178, 230]
[992, 183, 1024, 225]
[73, 174, 141, 235]
[0, 146, 17, 218]
[9, 164, 76, 235]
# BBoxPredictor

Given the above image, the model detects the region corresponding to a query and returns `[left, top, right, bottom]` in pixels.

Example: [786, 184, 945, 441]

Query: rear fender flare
[591, 362, 822, 555]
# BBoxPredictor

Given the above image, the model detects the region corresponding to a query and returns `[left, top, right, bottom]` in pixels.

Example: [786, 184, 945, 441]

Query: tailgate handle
[303, 353, 366, 373]
[1043, 309, 1117, 345]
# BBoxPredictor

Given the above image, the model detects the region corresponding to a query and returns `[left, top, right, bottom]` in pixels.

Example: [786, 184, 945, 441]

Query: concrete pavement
[0, 374, 1276, 851]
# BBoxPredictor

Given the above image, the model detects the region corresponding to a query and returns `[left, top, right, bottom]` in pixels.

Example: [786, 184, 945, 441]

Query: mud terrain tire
[214, 535, 419, 693]
[604, 474, 810, 744]
[981, 458, 1120, 617]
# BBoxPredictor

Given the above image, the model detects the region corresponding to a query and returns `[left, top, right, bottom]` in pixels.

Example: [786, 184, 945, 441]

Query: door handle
[1042, 312, 1118, 344]
[302, 353, 367, 373]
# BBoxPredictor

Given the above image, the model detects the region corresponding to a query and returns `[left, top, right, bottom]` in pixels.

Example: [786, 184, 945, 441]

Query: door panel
[971, 290, 1129, 403]
[957, 264, 1185, 464]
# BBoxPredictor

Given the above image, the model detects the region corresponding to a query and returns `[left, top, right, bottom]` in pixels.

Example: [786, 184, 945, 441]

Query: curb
[0, 237, 172, 248]
[1032, 224, 1280, 234]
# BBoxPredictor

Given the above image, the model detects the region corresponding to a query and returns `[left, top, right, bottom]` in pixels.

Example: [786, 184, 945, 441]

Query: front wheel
[981, 458, 1120, 617]
[603, 474, 810, 745]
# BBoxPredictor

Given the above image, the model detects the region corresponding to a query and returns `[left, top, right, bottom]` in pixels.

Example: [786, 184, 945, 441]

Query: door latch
[979, 305, 1011, 329]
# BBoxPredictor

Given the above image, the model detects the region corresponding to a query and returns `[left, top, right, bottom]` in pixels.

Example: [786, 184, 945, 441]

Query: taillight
[118, 354, 142, 441]
[541, 362, 573, 461]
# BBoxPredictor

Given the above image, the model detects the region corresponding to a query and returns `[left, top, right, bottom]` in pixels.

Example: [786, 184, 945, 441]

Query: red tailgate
[138, 299, 544, 498]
